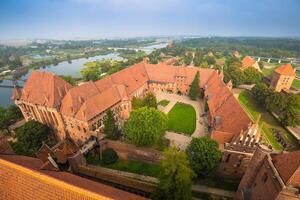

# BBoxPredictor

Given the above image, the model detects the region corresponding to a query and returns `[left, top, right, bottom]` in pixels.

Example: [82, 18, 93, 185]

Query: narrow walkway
[192, 184, 235, 198]
[165, 131, 192, 150]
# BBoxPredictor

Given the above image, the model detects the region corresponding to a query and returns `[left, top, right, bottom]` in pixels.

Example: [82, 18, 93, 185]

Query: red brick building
[12, 61, 251, 147]
[236, 146, 300, 200]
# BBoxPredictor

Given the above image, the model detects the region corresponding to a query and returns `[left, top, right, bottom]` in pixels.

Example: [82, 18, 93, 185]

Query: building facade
[236, 146, 300, 200]
[13, 61, 251, 147]
[270, 63, 296, 92]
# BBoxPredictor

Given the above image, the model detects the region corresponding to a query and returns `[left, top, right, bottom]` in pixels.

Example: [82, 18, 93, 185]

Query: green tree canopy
[243, 67, 263, 84]
[103, 109, 120, 140]
[0, 105, 22, 134]
[12, 120, 50, 156]
[186, 137, 222, 177]
[59, 75, 77, 86]
[132, 92, 157, 109]
[124, 107, 167, 146]
[143, 92, 157, 108]
[153, 146, 195, 200]
[188, 71, 200, 100]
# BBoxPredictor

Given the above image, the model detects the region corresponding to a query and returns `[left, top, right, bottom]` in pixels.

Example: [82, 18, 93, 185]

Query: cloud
[70, 0, 183, 11]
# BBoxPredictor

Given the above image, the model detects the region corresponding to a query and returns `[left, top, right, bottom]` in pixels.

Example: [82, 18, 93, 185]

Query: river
[0, 43, 168, 108]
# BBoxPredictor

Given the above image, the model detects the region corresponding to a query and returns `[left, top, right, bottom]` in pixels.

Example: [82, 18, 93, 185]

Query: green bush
[102, 148, 119, 165]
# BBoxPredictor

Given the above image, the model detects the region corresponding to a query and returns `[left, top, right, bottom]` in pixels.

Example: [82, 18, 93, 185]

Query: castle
[12, 61, 252, 147]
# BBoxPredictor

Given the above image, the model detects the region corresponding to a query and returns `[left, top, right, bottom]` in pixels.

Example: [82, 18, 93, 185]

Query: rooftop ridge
[0, 158, 109, 199]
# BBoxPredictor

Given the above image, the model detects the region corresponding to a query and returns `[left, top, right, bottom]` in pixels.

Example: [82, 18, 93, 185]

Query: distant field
[167, 102, 196, 135]
[238, 91, 299, 151]
[292, 79, 300, 90]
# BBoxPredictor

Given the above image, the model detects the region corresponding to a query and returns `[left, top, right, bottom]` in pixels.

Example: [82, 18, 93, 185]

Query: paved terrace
[155, 91, 208, 150]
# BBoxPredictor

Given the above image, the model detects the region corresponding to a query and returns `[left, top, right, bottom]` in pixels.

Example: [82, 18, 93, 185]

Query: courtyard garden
[167, 102, 196, 135]
[238, 90, 299, 151]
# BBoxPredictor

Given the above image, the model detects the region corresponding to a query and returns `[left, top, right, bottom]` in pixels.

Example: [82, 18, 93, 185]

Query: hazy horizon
[1, 0, 300, 40]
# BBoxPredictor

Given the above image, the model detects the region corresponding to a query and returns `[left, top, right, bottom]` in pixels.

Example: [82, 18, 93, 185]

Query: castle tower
[270, 63, 296, 92]
[235, 145, 273, 200]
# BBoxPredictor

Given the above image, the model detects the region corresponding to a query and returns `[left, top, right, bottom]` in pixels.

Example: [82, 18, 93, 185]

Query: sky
[0, 0, 300, 40]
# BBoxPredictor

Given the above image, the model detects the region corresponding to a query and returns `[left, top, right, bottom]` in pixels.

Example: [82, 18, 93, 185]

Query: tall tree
[153, 146, 195, 200]
[12, 120, 50, 156]
[124, 107, 167, 146]
[188, 71, 200, 100]
[186, 137, 222, 177]
[103, 109, 120, 140]
[143, 92, 157, 108]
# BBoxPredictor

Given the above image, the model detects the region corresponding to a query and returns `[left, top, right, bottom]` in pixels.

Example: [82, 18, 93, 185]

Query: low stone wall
[99, 139, 163, 164]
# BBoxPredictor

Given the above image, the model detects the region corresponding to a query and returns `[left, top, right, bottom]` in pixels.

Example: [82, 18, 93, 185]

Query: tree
[143, 92, 157, 108]
[224, 65, 245, 87]
[183, 52, 193, 65]
[132, 93, 157, 109]
[186, 137, 222, 177]
[132, 96, 144, 109]
[59, 75, 76, 86]
[280, 94, 300, 126]
[124, 107, 167, 146]
[153, 146, 195, 200]
[188, 71, 200, 100]
[0, 107, 10, 133]
[12, 120, 50, 156]
[103, 109, 120, 140]
[193, 51, 203, 67]
[243, 67, 263, 84]
[0, 105, 22, 134]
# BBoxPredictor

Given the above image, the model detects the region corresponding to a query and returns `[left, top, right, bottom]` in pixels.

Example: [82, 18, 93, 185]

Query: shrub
[102, 148, 118, 165]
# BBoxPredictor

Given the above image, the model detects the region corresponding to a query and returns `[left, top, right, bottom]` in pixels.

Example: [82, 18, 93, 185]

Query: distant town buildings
[270, 63, 296, 92]
[233, 50, 241, 58]
[241, 56, 261, 71]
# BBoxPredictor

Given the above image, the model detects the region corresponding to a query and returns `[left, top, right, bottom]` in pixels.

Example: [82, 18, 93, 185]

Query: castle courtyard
[155, 91, 208, 150]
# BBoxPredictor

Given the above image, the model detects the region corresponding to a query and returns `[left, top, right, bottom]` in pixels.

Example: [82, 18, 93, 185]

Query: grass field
[87, 154, 161, 177]
[158, 99, 170, 107]
[103, 159, 161, 178]
[167, 102, 196, 135]
[296, 70, 300, 77]
[238, 91, 299, 151]
[292, 79, 300, 90]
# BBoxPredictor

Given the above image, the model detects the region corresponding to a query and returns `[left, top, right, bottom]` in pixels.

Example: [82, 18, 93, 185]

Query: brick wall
[0, 158, 110, 200]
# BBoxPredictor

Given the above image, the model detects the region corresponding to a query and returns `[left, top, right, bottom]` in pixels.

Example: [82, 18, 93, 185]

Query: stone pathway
[165, 131, 192, 150]
[192, 184, 235, 198]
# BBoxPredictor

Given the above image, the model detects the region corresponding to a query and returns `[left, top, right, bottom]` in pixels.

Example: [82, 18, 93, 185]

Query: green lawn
[167, 102, 196, 135]
[103, 159, 161, 178]
[296, 70, 300, 78]
[158, 99, 170, 107]
[87, 154, 161, 177]
[262, 68, 275, 78]
[292, 79, 300, 90]
[238, 91, 299, 151]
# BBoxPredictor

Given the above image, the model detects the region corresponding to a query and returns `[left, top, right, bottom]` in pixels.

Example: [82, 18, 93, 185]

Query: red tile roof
[0, 154, 146, 200]
[20, 71, 72, 108]
[274, 63, 295, 76]
[272, 151, 300, 188]
[205, 71, 251, 144]
[242, 56, 256, 69]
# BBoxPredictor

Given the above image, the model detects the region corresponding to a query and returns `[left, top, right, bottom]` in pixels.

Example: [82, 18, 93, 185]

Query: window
[225, 154, 231, 163]
[77, 126, 81, 131]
